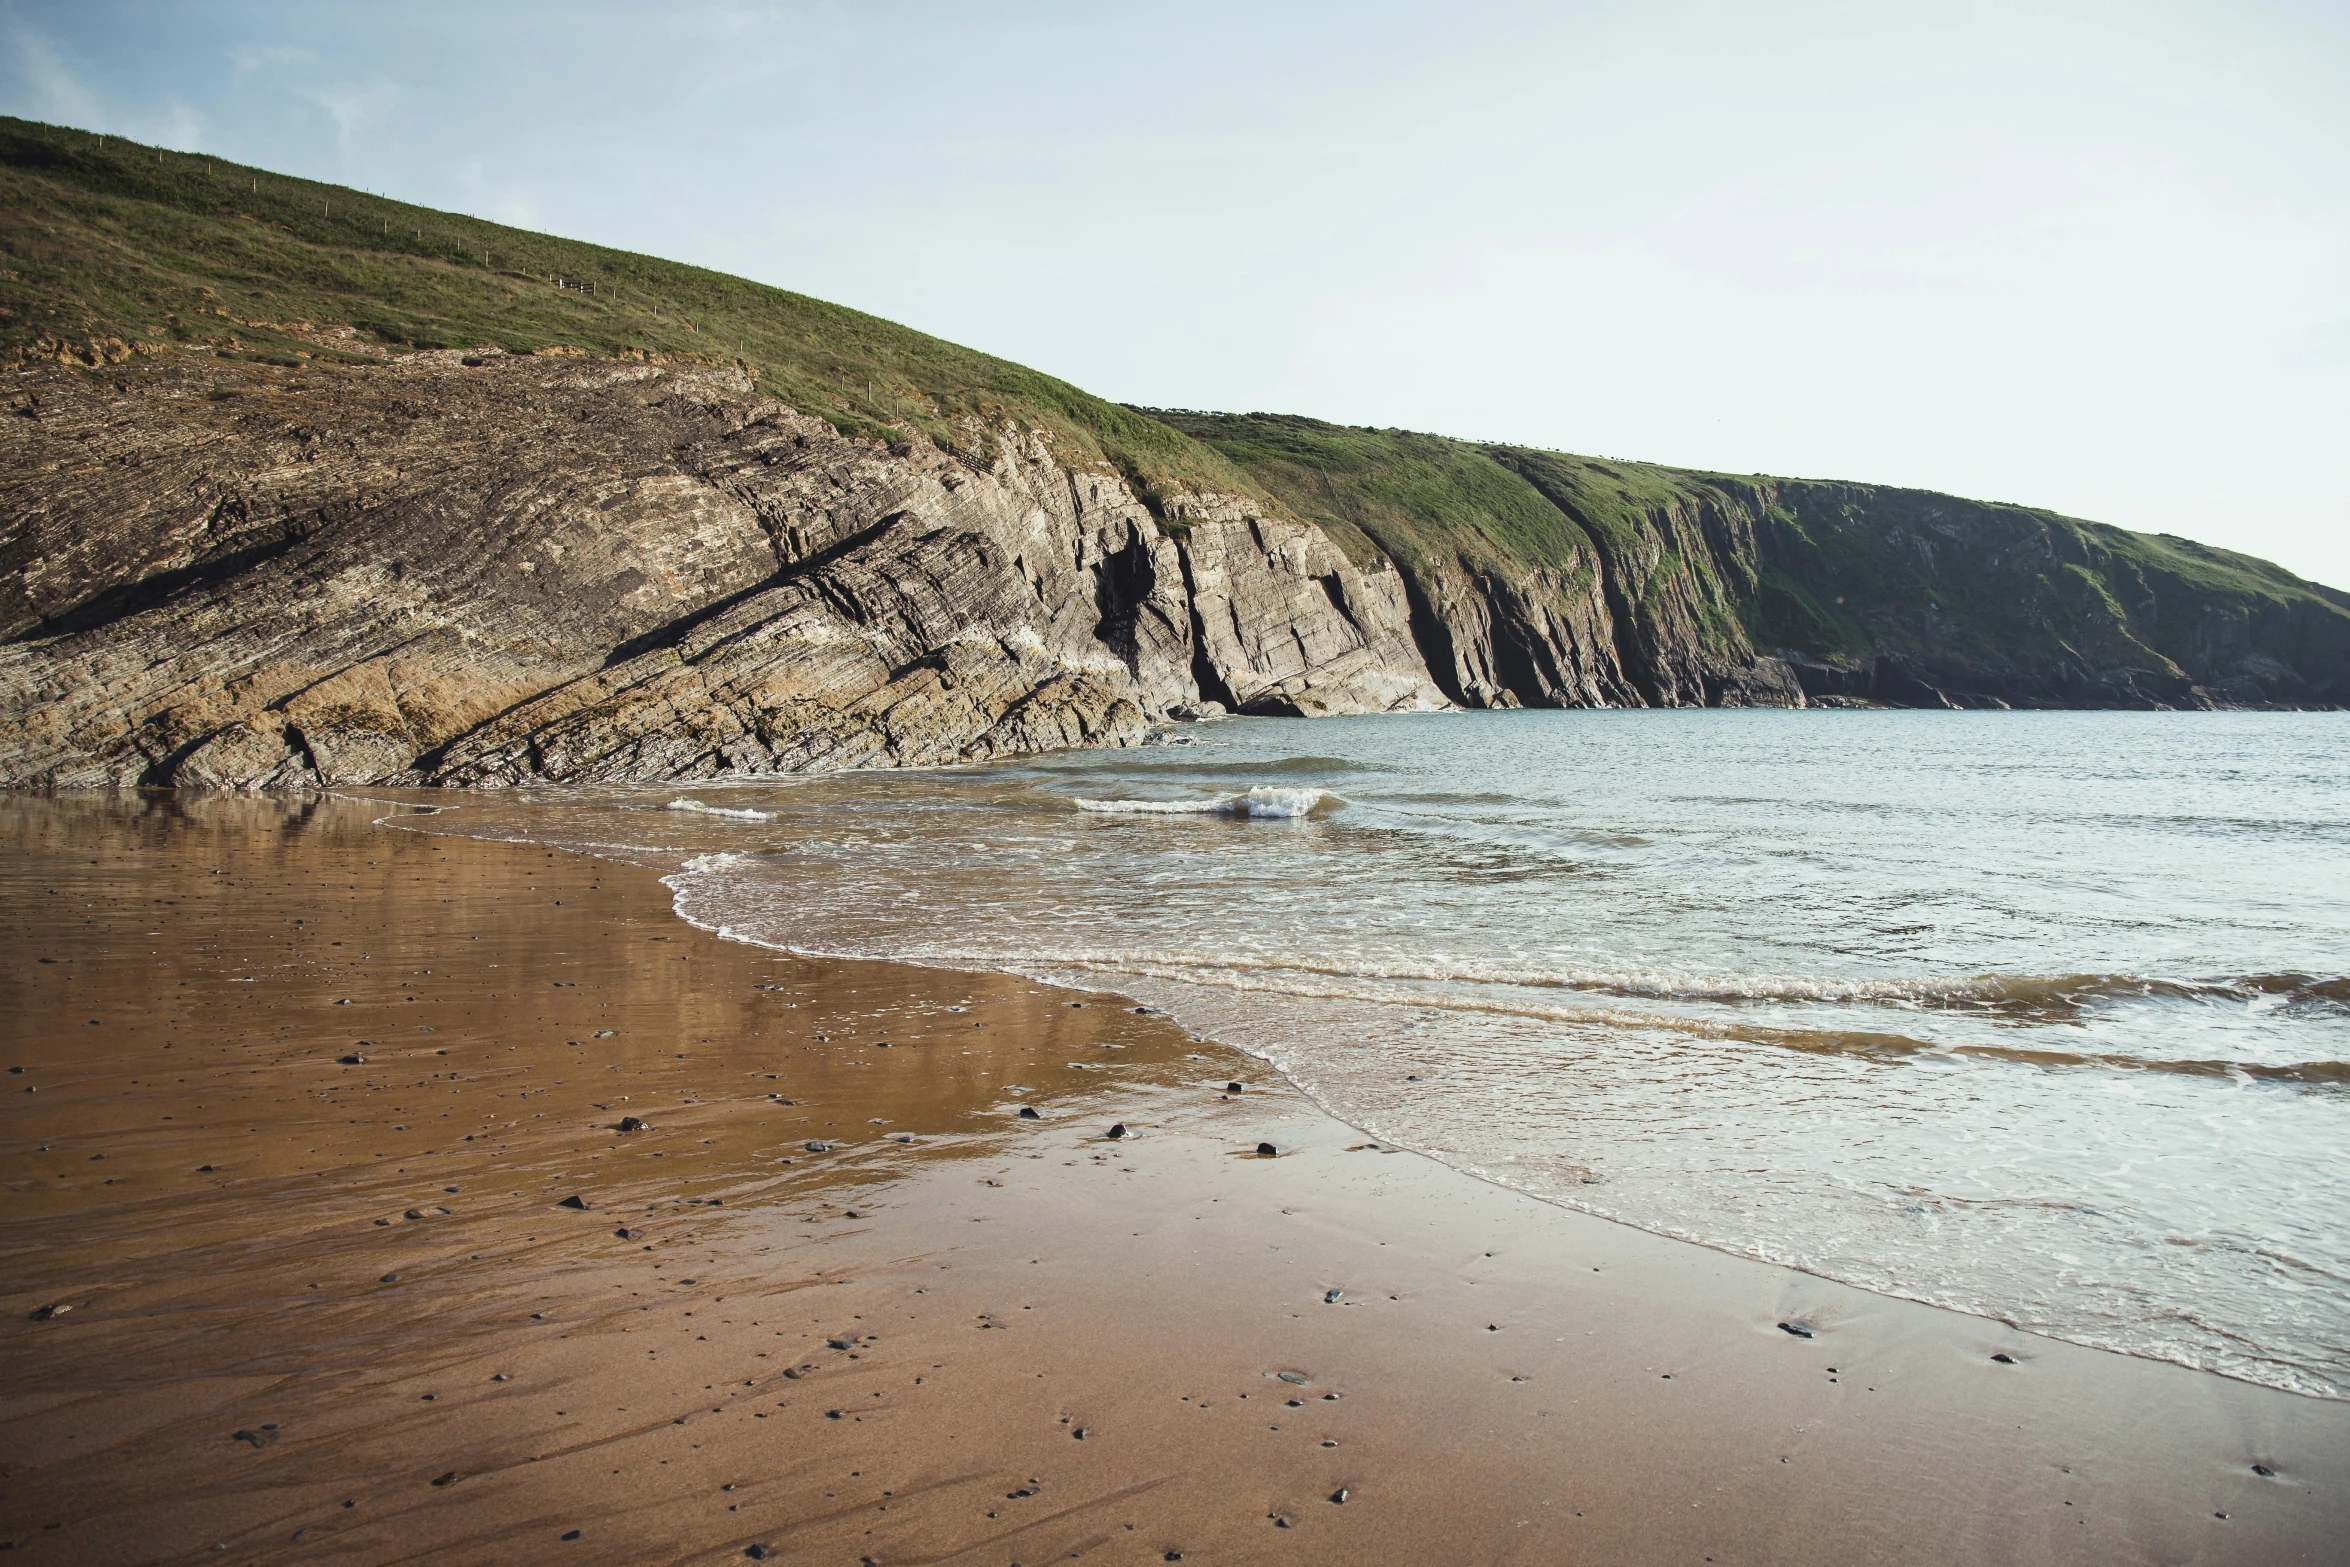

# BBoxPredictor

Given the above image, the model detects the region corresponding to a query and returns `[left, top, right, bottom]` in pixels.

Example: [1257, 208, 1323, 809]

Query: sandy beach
[3, 790, 2346, 1566]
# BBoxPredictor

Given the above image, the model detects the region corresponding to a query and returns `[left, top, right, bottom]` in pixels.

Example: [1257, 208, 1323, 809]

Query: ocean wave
[999, 956, 2350, 1086]
[979, 946, 2350, 1020]
[1074, 786, 1334, 819]
[664, 798, 775, 822]
[680, 851, 757, 873]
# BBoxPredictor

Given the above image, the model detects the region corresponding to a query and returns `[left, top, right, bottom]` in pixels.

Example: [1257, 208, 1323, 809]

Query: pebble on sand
[379, 1273, 399, 1283]
[1227, 1082, 1244, 1093]
[616, 1116, 652, 1132]
[337, 1054, 366, 1065]
[1778, 1321, 1815, 1338]
[1107, 1123, 1127, 1139]
[1018, 1107, 1041, 1120]
[29, 1303, 70, 1321]
[557, 1194, 591, 1210]
[1257, 1142, 1278, 1157]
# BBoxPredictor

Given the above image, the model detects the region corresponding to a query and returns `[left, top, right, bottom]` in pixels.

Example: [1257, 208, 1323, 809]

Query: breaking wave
[665, 798, 775, 822]
[1073, 786, 1334, 819]
[679, 851, 756, 873]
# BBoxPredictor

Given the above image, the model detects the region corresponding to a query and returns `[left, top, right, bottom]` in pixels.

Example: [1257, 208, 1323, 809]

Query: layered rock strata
[0, 355, 1447, 788]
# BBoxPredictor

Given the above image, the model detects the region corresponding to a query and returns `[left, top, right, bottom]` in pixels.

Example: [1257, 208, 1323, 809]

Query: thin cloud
[1, 13, 101, 124]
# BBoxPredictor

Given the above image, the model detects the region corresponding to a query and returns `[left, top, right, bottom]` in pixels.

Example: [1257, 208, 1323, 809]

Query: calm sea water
[411, 710, 2350, 1397]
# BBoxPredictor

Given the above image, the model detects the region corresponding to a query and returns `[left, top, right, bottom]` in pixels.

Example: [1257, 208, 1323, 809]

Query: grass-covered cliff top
[0, 116, 1265, 512]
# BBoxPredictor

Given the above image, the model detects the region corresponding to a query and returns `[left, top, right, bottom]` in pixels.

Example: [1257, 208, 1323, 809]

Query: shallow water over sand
[415, 710, 2350, 1397]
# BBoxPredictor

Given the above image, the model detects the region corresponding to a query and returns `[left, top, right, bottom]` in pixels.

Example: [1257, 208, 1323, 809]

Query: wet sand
[3, 791, 2346, 1566]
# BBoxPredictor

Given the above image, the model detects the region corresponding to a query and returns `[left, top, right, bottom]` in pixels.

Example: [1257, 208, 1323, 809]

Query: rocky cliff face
[0, 354, 1448, 789]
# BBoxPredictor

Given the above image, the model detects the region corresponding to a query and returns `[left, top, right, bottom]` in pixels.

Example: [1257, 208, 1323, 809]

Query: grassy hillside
[0, 116, 1264, 512]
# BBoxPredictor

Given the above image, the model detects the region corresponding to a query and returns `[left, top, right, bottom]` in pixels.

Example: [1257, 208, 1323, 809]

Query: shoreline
[386, 774, 2345, 1408]
[4, 790, 2346, 1564]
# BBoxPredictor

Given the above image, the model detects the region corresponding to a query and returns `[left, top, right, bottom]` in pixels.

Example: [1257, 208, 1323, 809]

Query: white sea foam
[1075, 786, 1331, 819]
[664, 798, 775, 821]
[680, 851, 755, 873]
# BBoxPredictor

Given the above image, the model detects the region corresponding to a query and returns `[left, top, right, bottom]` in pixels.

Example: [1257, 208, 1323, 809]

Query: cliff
[2, 117, 2343, 791]
[0, 354, 1443, 788]
[1148, 413, 2350, 712]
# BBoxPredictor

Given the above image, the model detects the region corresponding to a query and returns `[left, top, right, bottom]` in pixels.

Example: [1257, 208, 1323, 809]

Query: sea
[406, 709, 2350, 1399]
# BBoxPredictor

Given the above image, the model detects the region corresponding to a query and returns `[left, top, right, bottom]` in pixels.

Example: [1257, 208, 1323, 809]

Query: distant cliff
[2, 118, 2344, 791]
[1146, 413, 2350, 712]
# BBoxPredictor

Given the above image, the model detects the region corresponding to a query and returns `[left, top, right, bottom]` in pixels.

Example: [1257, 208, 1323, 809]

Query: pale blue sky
[7, 1, 2346, 586]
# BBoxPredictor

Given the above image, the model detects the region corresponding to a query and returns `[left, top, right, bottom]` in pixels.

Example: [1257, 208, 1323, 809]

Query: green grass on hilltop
[0, 116, 1263, 512]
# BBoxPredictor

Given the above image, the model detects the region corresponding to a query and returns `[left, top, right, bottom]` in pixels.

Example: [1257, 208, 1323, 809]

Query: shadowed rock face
[0, 355, 1449, 788]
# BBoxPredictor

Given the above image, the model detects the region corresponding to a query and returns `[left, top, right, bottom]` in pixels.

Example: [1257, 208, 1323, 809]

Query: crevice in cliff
[1090, 534, 1157, 676]
[1172, 540, 1238, 711]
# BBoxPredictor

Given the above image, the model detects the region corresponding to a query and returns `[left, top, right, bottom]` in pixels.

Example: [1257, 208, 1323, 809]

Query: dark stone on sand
[1991, 1353, 2015, 1364]
[805, 1140, 836, 1152]
[616, 1116, 651, 1132]
[1227, 1082, 1244, 1092]
[614, 1228, 635, 1239]
[29, 1303, 69, 1321]
[562, 1531, 581, 1541]
[1324, 1288, 1342, 1303]
[556, 1194, 590, 1209]
[1257, 1142, 1277, 1157]
[431, 1471, 458, 1487]
[2253, 1464, 2275, 1477]
[1778, 1321, 1814, 1338]
[1072, 1427, 1087, 1439]
[826, 1409, 843, 1419]
[404, 1209, 424, 1220]
[379, 1273, 399, 1283]
[197, 1164, 215, 1172]
[1018, 1107, 1041, 1120]
[826, 1336, 859, 1350]
[231, 1429, 276, 1450]
[1107, 1123, 1126, 1139]
[746, 1548, 770, 1561]
[1329, 1488, 1349, 1504]
[338, 1054, 365, 1065]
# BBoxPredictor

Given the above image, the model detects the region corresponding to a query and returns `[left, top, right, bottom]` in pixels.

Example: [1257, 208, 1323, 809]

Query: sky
[6, 0, 2347, 587]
